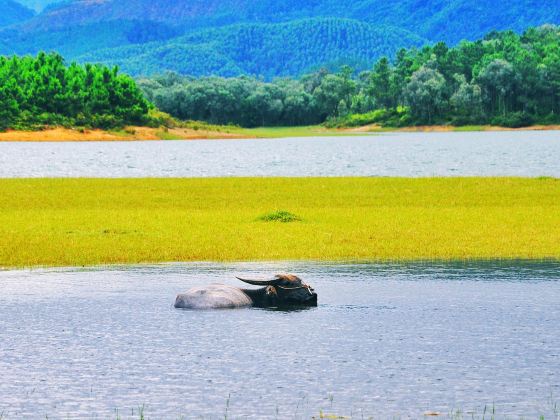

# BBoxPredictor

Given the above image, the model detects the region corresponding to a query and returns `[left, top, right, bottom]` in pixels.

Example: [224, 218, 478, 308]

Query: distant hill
[0, 20, 180, 57]
[76, 18, 426, 77]
[1, 0, 559, 77]
[14, 0, 560, 43]
[0, 0, 33, 28]
[15, 0, 64, 12]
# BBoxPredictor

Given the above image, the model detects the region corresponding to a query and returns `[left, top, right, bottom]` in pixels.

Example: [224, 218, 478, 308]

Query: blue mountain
[2, 0, 559, 76]
[0, 0, 33, 28]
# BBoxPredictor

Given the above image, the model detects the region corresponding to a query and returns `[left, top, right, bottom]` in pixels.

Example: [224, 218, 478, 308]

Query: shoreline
[1, 124, 559, 142]
[0, 126, 252, 142]
[2, 256, 559, 272]
[349, 124, 560, 133]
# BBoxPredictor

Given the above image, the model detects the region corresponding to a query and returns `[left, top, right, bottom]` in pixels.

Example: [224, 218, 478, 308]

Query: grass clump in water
[258, 210, 302, 223]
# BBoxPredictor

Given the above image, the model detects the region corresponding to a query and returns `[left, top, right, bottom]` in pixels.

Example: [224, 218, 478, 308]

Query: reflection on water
[1, 131, 560, 178]
[0, 261, 559, 418]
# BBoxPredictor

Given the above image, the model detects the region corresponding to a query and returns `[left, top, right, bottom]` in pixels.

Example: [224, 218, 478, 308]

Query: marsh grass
[224, 393, 231, 420]
[13, 395, 560, 420]
[1, 177, 559, 268]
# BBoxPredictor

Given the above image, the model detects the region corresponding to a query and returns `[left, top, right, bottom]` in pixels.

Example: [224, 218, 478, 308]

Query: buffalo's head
[237, 274, 317, 307]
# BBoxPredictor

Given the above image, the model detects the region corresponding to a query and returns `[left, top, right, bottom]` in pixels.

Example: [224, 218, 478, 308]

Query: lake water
[1, 261, 559, 419]
[1, 131, 560, 178]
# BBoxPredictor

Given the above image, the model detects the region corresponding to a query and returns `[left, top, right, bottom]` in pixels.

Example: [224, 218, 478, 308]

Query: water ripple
[0, 261, 559, 418]
[1, 131, 559, 178]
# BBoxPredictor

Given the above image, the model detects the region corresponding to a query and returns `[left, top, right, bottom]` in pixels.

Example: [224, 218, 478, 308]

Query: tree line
[138, 69, 356, 127]
[0, 52, 151, 130]
[1, 25, 558, 131]
[141, 25, 560, 128]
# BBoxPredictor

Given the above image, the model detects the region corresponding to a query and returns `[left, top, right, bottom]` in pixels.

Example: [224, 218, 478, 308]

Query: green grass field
[1, 177, 559, 268]
[227, 125, 558, 137]
[231, 125, 356, 138]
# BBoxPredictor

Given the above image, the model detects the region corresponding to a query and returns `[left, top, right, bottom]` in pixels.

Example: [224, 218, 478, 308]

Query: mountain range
[14, 0, 54, 11]
[1, 0, 559, 77]
[0, 0, 33, 27]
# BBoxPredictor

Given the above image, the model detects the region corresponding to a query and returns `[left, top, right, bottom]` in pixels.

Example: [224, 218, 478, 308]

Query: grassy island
[1, 177, 559, 268]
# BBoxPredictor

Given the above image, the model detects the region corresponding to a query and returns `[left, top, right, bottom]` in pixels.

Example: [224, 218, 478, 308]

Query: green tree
[450, 74, 483, 122]
[404, 65, 447, 124]
[476, 59, 520, 116]
[368, 57, 395, 109]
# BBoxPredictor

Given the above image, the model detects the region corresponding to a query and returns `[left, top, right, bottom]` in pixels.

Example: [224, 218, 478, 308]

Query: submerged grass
[1, 177, 559, 268]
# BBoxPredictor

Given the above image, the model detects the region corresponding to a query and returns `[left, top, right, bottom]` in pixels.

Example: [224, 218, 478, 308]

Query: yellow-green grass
[232, 124, 560, 137]
[231, 125, 359, 138]
[1, 177, 559, 268]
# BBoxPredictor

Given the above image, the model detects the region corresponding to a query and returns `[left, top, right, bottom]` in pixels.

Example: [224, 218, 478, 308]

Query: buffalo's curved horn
[236, 276, 281, 286]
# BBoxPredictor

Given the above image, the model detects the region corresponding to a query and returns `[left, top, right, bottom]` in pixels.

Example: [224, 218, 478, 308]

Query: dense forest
[0, 26, 558, 132]
[1, 0, 558, 78]
[80, 19, 423, 78]
[0, 52, 150, 130]
[8, 0, 560, 44]
[140, 26, 560, 128]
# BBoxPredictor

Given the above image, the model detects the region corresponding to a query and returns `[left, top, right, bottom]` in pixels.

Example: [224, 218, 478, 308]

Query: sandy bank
[0, 126, 250, 142]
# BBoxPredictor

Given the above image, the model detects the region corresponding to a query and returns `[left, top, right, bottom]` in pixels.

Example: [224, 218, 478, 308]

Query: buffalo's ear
[265, 286, 278, 297]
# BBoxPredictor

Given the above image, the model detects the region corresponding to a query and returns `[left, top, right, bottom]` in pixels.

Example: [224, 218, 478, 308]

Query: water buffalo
[174, 274, 317, 309]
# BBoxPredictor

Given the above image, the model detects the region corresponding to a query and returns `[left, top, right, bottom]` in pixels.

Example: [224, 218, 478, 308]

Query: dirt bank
[0, 126, 250, 142]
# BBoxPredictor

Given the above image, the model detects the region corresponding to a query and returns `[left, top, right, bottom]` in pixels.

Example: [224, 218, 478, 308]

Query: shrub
[258, 210, 302, 223]
[491, 112, 534, 128]
[325, 107, 411, 128]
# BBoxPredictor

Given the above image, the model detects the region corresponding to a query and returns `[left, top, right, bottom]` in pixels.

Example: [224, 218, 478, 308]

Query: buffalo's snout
[309, 292, 318, 304]
[304, 291, 318, 306]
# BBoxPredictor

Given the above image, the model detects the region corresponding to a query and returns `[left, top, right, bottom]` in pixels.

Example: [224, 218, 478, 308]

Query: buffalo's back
[174, 284, 252, 309]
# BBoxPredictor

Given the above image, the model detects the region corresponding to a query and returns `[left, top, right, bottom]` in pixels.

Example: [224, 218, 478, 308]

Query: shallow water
[1, 261, 559, 419]
[1, 131, 560, 178]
